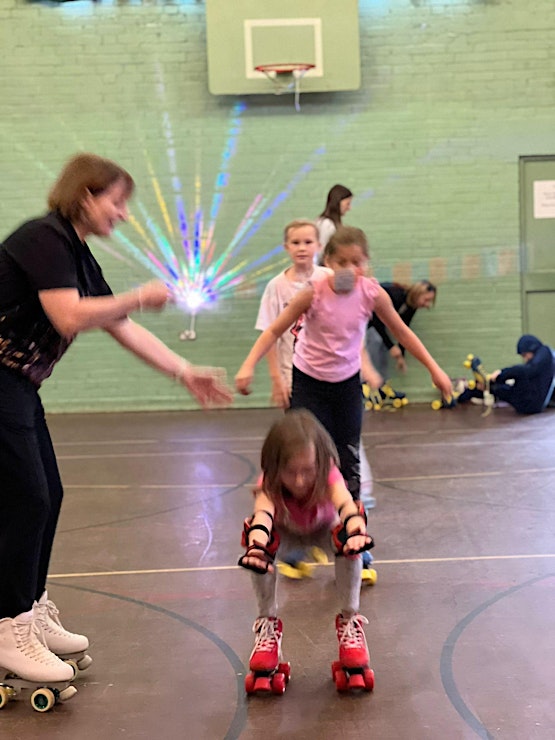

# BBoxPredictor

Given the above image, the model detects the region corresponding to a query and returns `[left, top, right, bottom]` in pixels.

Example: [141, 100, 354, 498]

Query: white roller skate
[33, 591, 92, 674]
[0, 609, 76, 712]
[244, 616, 290, 695]
[331, 613, 374, 692]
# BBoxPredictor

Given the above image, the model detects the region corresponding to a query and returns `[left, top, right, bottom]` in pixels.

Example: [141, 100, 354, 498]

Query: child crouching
[238, 409, 375, 694]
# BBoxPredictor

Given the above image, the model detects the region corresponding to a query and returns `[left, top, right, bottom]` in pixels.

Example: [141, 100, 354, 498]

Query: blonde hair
[258, 410, 339, 523]
[405, 280, 437, 309]
[283, 219, 319, 243]
[323, 225, 369, 261]
[48, 152, 134, 223]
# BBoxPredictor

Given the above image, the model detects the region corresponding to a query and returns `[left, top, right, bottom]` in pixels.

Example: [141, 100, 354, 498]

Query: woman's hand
[431, 368, 454, 402]
[179, 365, 234, 408]
[136, 280, 172, 312]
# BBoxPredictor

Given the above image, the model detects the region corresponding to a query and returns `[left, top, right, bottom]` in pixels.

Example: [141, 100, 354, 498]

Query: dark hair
[319, 184, 353, 227]
[259, 410, 339, 521]
[48, 152, 134, 223]
[405, 280, 437, 309]
[323, 225, 369, 261]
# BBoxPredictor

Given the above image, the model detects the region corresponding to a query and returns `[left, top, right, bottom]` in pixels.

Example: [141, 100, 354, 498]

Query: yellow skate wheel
[392, 398, 402, 409]
[0, 686, 14, 709]
[431, 399, 442, 410]
[401, 397, 409, 406]
[310, 546, 329, 565]
[31, 688, 56, 713]
[361, 568, 377, 586]
[468, 379, 476, 390]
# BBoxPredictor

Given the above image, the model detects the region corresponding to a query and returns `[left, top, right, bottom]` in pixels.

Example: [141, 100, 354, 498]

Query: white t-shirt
[315, 217, 337, 260]
[255, 266, 330, 390]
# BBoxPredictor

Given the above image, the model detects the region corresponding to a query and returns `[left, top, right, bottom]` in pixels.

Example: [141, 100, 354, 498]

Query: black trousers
[0, 365, 63, 618]
[290, 366, 362, 500]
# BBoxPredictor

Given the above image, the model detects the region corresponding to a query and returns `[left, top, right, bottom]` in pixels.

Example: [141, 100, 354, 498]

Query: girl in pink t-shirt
[236, 226, 452, 507]
[238, 410, 374, 693]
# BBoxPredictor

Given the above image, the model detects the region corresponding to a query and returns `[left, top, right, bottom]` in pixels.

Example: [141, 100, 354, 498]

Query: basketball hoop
[254, 63, 315, 112]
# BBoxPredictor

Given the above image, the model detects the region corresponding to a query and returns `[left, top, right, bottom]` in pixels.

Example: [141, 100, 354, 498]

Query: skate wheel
[361, 568, 377, 586]
[65, 659, 79, 678]
[58, 685, 77, 702]
[431, 400, 442, 410]
[310, 546, 328, 565]
[331, 660, 341, 680]
[333, 668, 349, 692]
[271, 672, 286, 695]
[392, 398, 402, 409]
[468, 379, 476, 390]
[278, 662, 291, 682]
[348, 673, 365, 690]
[363, 668, 375, 691]
[401, 397, 409, 406]
[253, 676, 272, 692]
[245, 672, 256, 694]
[31, 687, 56, 712]
[364, 402, 372, 410]
[0, 686, 13, 709]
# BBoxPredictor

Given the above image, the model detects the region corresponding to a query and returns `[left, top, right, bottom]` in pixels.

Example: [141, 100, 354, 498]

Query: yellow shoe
[361, 567, 377, 586]
[277, 560, 313, 579]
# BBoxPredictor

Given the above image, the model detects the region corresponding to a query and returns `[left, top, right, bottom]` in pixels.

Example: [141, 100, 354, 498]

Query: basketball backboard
[205, 0, 360, 96]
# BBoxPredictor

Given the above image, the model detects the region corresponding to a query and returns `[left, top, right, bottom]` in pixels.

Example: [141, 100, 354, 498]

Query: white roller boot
[34, 591, 92, 674]
[0, 609, 76, 711]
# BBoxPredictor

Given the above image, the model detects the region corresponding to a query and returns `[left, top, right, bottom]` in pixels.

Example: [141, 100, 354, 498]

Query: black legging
[0, 365, 63, 618]
[290, 366, 362, 500]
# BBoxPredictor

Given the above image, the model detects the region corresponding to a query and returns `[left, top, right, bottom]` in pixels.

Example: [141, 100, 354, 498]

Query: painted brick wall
[0, 0, 553, 411]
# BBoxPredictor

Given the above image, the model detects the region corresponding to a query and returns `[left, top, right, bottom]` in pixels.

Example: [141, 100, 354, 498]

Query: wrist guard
[238, 515, 280, 574]
[332, 501, 375, 556]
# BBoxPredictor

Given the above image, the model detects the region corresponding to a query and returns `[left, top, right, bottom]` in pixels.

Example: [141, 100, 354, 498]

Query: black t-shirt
[0, 211, 112, 386]
[367, 283, 416, 353]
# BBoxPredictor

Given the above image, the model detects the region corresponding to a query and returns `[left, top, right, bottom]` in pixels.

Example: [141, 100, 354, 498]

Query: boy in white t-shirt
[255, 220, 377, 581]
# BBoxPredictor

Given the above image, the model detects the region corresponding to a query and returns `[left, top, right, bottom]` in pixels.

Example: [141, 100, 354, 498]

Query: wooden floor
[3, 404, 554, 740]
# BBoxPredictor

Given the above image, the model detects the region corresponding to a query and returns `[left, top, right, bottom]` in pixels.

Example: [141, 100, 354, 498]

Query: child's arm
[235, 287, 313, 395]
[330, 481, 372, 555]
[265, 345, 291, 408]
[373, 287, 452, 399]
[361, 343, 383, 390]
[238, 492, 277, 574]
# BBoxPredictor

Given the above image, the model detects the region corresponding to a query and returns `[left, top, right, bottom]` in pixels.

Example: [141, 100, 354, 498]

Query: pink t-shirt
[293, 274, 380, 382]
[256, 464, 343, 534]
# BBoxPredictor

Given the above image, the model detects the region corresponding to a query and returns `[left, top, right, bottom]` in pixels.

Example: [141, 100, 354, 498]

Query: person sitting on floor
[458, 334, 555, 414]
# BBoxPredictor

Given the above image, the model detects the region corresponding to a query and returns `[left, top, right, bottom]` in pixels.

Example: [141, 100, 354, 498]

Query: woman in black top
[0, 153, 232, 684]
[366, 280, 437, 380]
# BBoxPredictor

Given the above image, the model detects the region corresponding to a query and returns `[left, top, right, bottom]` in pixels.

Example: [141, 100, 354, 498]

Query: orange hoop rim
[254, 63, 315, 75]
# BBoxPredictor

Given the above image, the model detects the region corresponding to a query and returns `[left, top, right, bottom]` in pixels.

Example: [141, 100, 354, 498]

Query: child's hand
[343, 532, 373, 557]
[363, 367, 383, 390]
[238, 545, 275, 574]
[271, 378, 291, 409]
[235, 364, 254, 395]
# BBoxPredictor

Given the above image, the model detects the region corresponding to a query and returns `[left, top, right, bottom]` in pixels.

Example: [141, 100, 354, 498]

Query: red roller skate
[244, 617, 290, 696]
[331, 614, 374, 692]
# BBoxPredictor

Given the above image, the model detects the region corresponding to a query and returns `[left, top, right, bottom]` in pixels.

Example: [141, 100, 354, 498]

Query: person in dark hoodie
[458, 334, 555, 414]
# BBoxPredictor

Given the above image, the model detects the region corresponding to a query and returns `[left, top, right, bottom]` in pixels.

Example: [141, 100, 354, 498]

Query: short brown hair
[48, 152, 134, 222]
[283, 219, 319, 243]
[323, 225, 369, 261]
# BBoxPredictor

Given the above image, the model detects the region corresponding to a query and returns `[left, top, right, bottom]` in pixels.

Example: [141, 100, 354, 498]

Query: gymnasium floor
[3, 404, 554, 740]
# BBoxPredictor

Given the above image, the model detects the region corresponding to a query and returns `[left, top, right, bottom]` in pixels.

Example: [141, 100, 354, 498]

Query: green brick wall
[0, 0, 553, 411]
